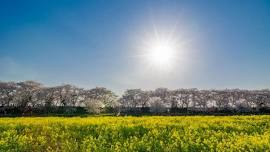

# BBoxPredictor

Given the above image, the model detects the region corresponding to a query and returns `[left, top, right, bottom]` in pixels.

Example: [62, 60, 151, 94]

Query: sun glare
[140, 34, 180, 71]
[147, 40, 175, 68]
[136, 24, 191, 73]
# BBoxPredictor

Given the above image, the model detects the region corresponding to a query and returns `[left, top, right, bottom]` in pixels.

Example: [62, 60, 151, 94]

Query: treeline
[0, 81, 270, 116]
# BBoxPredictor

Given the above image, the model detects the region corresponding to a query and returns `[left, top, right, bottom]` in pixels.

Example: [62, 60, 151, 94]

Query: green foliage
[0, 116, 269, 151]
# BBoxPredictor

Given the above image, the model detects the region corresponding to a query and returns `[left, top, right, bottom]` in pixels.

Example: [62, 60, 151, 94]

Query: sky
[0, 0, 270, 93]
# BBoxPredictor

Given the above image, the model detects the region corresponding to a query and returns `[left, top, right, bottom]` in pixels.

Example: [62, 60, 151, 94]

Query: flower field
[0, 116, 269, 152]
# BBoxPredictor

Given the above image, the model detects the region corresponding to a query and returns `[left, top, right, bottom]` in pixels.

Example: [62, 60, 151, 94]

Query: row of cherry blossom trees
[0, 81, 270, 115]
[120, 88, 270, 114]
[0, 81, 118, 115]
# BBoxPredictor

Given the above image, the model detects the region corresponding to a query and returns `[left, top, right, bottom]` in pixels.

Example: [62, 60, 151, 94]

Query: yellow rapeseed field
[0, 116, 269, 152]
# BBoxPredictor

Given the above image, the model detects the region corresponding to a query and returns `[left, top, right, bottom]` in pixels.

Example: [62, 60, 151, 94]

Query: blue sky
[0, 0, 270, 92]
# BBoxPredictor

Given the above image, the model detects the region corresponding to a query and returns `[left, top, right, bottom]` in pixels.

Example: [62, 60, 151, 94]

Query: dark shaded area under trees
[0, 81, 270, 116]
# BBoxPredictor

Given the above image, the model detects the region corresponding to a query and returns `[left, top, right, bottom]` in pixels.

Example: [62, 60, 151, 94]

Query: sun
[141, 36, 178, 71]
[147, 40, 175, 68]
[136, 25, 190, 72]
